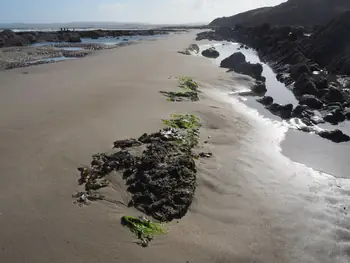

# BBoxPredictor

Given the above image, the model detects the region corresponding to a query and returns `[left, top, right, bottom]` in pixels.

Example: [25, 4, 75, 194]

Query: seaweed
[177, 77, 199, 91]
[121, 215, 167, 246]
[162, 113, 201, 150]
[74, 113, 205, 246]
[160, 77, 199, 101]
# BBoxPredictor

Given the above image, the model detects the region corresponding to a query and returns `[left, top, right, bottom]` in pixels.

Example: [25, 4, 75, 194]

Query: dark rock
[63, 33, 81, 43]
[324, 87, 345, 103]
[279, 104, 294, 119]
[257, 96, 273, 106]
[294, 73, 318, 96]
[284, 77, 294, 86]
[299, 94, 323, 109]
[114, 139, 142, 149]
[312, 75, 328, 90]
[299, 126, 312, 133]
[292, 105, 305, 117]
[188, 44, 199, 53]
[308, 11, 350, 75]
[78, 128, 197, 222]
[325, 102, 343, 110]
[252, 81, 267, 94]
[318, 129, 350, 143]
[91, 36, 99, 39]
[201, 47, 220, 58]
[323, 109, 346, 124]
[310, 63, 321, 72]
[345, 108, 350, 119]
[220, 52, 246, 68]
[290, 63, 312, 81]
[0, 29, 30, 47]
[267, 103, 282, 113]
[22, 33, 37, 43]
[276, 73, 284, 82]
[267, 103, 293, 119]
[221, 52, 263, 80]
[209, 0, 350, 28]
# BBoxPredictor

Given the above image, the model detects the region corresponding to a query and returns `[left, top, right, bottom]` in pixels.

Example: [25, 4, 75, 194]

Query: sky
[0, 0, 286, 24]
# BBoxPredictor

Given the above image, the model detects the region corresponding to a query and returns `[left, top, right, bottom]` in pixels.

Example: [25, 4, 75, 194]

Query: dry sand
[0, 32, 349, 263]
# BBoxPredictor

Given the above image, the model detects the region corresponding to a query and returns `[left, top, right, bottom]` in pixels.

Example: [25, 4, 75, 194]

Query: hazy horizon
[1, 0, 286, 24]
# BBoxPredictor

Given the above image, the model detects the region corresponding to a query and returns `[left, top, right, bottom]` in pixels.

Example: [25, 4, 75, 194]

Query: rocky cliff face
[210, 0, 350, 27]
[198, 10, 350, 143]
[308, 11, 350, 73]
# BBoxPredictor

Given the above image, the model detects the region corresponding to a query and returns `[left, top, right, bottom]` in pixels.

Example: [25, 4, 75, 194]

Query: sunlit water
[197, 41, 350, 179]
[194, 41, 350, 262]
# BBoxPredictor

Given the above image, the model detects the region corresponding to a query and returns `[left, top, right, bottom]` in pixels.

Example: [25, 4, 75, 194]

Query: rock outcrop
[197, 12, 350, 134]
[0, 29, 169, 48]
[201, 47, 220, 58]
[0, 30, 30, 47]
[220, 52, 264, 80]
[210, 0, 350, 27]
[318, 129, 350, 143]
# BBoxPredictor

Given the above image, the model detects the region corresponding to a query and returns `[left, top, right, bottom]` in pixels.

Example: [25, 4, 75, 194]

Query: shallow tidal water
[197, 41, 350, 179]
[188, 41, 350, 262]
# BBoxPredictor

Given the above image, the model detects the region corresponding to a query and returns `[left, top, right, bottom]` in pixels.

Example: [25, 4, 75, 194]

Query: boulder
[257, 96, 273, 106]
[290, 62, 312, 80]
[318, 129, 350, 143]
[22, 33, 37, 44]
[188, 44, 199, 54]
[220, 52, 246, 68]
[279, 104, 294, 119]
[323, 109, 346, 124]
[60, 33, 81, 43]
[324, 87, 345, 103]
[345, 108, 350, 119]
[251, 81, 267, 94]
[201, 47, 220, 58]
[294, 73, 318, 96]
[299, 94, 323, 109]
[292, 105, 306, 117]
[0, 29, 29, 47]
[221, 52, 263, 80]
[267, 103, 293, 119]
[311, 75, 328, 90]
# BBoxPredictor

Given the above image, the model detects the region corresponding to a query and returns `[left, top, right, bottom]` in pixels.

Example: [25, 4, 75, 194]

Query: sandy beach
[1, 31, 349, 263]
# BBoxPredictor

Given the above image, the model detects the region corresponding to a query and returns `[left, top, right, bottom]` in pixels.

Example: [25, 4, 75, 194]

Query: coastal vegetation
[160, 77, 199, 101]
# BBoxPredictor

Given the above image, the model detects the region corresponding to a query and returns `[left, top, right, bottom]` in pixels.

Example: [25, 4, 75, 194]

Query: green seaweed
[162, 113, 200, 130]
[121, 216, 167, 240]
[177, 77, 199, 91]
[160, 77, 199, 102]
[162, 114, 201, 149]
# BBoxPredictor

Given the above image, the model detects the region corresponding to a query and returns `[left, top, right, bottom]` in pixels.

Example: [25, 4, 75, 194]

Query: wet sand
[0, 32, 349, 263]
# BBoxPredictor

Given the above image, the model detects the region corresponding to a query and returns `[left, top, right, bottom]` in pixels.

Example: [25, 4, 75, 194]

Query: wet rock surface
[201, 47, 220, 58]
[0, 39, 135, 70]
[299, 95, 323, 109]
[318, 129, 350, 143]
[220, 52, 264, 81]
[251, 81, 267, 95]
[267, 103, 293, 119]
[197, 13, 350, 143]
[178, 44, 200, 55]
[257, 96, 273, 106]
[0, 29, 169, 48]
[76, 127, 201, 222]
